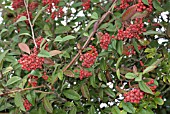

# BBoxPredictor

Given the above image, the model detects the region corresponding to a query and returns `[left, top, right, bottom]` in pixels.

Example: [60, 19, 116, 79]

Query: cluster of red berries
[42, 72, 48, 80]
[51, 7, 64, 19]
[28, 2, 39, 11]
[12, 0, 24, 10]
[18, 48, 44, 71]
[146, 79, 157, 91]
[124, 88, 145, 103]
[115, 0, 133, 10]
[15, 11, 32, 25]
[100, 33, 111, 50]
[115, 18, 146, 40]
[122, 45, 136, 56]
[82, 0, 91, 10]
[79, 69, 92, 80]
[137, 0, 153, 12]
[23, 99, 32, 111]
[35, 36, 49, 50]
[79, 45, 98, 68]
[28, 75, 38, 87]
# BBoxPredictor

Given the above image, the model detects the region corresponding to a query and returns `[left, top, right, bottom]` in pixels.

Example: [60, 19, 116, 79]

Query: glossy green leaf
[154, 97, 164, 105]
[0, 50, 9, 63]
[43, 97, 53, 113]
[143, 66, 156, 74]
[63, 89, 81, 100]
[14, 92, 26, 111]
[104, 88, 115, 98]
[142, 0, 149, 5]
[81, 84, 90, 99]
[125, 73, 136, 79]
[153, 0, 164, 11]
[91, 12, 98, 19]
[14, 16, 27, 24]
[122, 101, 135, 113]
[55, 26, 71, 34]
[139, 81, 153, 94]
[6, 76, 21, 86]
[111, 106, 120, 114]
[69, 107, 77, 114]
[116, 56, 123, 69]
[117, 40, 123, 55]
[57, 70, 63, 80]
[116, 69, 120, 80]
[88, 105, 95, 114]
[38, 49, 51, 58]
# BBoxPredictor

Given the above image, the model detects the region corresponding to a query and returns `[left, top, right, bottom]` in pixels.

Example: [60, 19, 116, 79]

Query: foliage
[0, 0, 170, 113]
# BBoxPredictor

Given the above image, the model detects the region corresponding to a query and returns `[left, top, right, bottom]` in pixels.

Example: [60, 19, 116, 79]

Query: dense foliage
[0, 0, 170, 113]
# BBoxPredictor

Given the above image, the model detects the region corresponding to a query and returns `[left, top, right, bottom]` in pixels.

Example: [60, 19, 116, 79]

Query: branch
[161, 86, 170, 96]
[23, 0, 37, 48]
[63, 3, 116, 72]
[0, 85, 45, 96]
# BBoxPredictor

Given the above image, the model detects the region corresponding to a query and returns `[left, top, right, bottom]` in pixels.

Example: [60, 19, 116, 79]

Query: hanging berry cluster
[146, 79, 157, 92]
[79, 69, 92, 80]
[28, 75, 38, 87]
[80, 45, 98, 68]
[82, 0, 91, 10]
[42, 72, 48, 80]
[23, 99, 32, 111]
[115, 18, 146, 40]
[100, 33, 112, 50]
[137, 0, 153, 12]
[42, 0, 64, 20]
[18, 48, 44, 71]
[12, 0, 24, 10]
[115, 0, 134, 10]
[124, 88, 145, 103]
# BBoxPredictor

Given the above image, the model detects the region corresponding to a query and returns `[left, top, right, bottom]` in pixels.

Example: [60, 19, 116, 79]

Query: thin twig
[0, 85, 45, 96]
[23, 0, 37, 48]
[162, 86, 170, 96]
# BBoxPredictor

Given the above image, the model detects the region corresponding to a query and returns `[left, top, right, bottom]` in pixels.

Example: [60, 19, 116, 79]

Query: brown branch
[0, 85, 45, 96]
[62, 3, 116, 72]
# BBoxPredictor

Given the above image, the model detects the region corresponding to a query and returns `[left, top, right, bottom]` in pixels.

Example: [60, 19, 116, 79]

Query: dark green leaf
[88, 105, 96, 114]
[117, 40, 123, 55]
[116, 56, 123, 69]
[43, 97, 53, 113]
[139, 81, 153, 94]
[153, 0, 164, 11]
[91, 12, 98, 19]
[81, 84, 90, 100]
[6, 76, 21, 86]
[38, 50, 51, 58]
[55, 26, 71, 34]
[154, 97, 164, 105]
[69, 107, 77, 114]
[0, 50, 9, 63]
[122, 101, 135, 113]
[104, 88, 115, 98]
[111, 106, 120, 114]
[14, 93, 25, 111]
[63, 89, 81, 100]
[142, 0, 149, 5]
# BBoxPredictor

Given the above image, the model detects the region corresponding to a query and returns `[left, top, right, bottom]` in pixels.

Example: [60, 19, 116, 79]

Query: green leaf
[2, 66, 13, 74]
[133, 39, 139, 54]
[104, 88, 115, 98]
[0, 50, 9, 63]
[135, 73, 142, 81]
[33, 6, 47, 24]
[154, 97, 164, 105]
[81, 84, 90, 100]
[142, 0, 149, 5]
[117, 40, 123, 55]
[69, 107, 77, 114]
[14, 16, 27, 24]
[54, 35, 76, 42]
[139, 81, 153, 94]
[30, 70, 42, 77]
[153, 0, 164, 11]
[143, 66, 156, 74]
[57, 70, 63, 80]
[125, 73, 136, 79]
[38, 50, 51, 58]
[55, 26, 71, 34]
[143, 30, 164, 35]
[0, 103, 12, 111]
[111, 106, 121, 114]
[116, 69, 120, 80]
[6, 76, 21, 86]
[14, 92, 26, 111]
[88, 105, 95, 114]
[63, 89, 81, 100]
[44, 24, 52, 36]
[116, 56, 123, 69]
[43, 97, 53, 113]
[122, 101, 135, 113]
[19, 33, 32, 37]
[85, 20, 97, 31]
[91, 12, 98, 19]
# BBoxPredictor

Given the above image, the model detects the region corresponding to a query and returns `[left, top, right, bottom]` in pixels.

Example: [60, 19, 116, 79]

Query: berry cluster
[79, 69, 92, 80]
[82, 0, 91, 10]
[18, 48, 44, 71]
[15, 12, 32, 25]
[28, 2, 39, 11]
[28, 75, 38, 87]
[124, 88, 145, 103]
[146, 79, 157, 91]
[100, 33, 111, 50]
[80, 45, 98, 68]
[12, 0, 24, 10]
[115, 18, 146, 40]
[35, 36, 49, 50]
[42, 72, 48, 80]
[42, 0, 63, 20]
[122, 45, 136, 56]
[137, 0, 153, 12]
[115, 0, 133, 10]
[23, 99, 32, 111]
